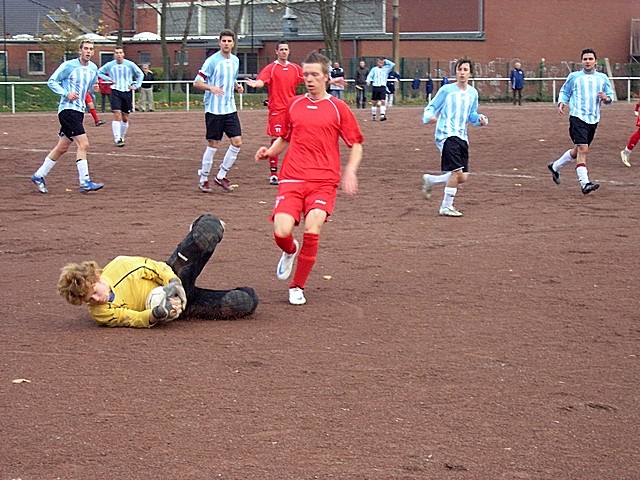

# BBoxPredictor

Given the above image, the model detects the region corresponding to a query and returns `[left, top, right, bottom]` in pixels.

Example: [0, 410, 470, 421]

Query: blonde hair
[58, 261, 101, 306]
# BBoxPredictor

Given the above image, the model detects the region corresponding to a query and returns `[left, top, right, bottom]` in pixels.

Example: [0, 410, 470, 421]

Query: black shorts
[371, 86, 386, 102]
[110, 89, 133, 114]
[205, 112, 242, 141]
[569, 116, 598, 146]
[441, 136, 469, 173]
[58, 109, 86, 140]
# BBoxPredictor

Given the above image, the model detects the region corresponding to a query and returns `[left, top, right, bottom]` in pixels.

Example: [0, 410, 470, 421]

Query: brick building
[2, 0, 639, 80]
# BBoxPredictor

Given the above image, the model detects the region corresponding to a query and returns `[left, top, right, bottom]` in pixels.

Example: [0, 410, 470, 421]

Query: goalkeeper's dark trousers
[166, 214, 259, 320]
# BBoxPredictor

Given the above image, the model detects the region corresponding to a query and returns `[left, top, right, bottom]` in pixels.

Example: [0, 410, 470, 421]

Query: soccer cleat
[198, 180, 213, 193]
[95, 120, 105, 127]
[288, 287, 306, 305]
[620, 150, 631, 167]
[380, 114, 387, 122]
[214, 176, 233, 192]
[547, 162, 560, 185]
[115, 138, 125, 147]
[79, 180, 104, 193]
[581, 182, 600, 195]
[276, 239, 299, 280]
[269, 174, 279, 185]
[31, 174, 48, 194]
[439, 205, 463, 217]
[372, 115, 376, 121]
[422, 174, 433, 199]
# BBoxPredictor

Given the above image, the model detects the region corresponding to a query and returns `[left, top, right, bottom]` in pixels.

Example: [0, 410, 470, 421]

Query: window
[175, 50, 188, 66]
[0, 51, 6, 75]
[237, 52, 258, 79]
[100, 52, 114, 66]
[27, 51, 45, 75]
[139, 52, 151, 65]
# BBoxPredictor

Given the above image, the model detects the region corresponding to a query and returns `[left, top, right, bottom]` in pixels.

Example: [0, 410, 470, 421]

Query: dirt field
[1, 102, 639, 480]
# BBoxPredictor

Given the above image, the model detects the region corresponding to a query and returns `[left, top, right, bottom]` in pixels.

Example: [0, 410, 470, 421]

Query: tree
[102, 0, 128, 45]
[272, 0, 344, 61]
[40, 9, 95, 63]
[173, 0, 197, 92]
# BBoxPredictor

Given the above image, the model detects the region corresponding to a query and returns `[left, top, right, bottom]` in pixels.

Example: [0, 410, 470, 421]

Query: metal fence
[2, 77, 640, 114]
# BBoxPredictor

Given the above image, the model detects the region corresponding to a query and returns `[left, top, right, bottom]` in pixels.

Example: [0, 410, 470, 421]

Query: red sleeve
[256, 63, 273, 84]
[336, 100, 364, 147]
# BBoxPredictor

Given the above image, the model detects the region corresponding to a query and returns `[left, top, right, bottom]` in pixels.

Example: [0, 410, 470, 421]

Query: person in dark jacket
[510, 61, 525, 106]
[354, 60, 370, 108]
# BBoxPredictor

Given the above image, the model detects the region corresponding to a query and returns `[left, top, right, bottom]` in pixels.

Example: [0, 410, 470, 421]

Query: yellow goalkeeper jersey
[88, 256, 177, 328]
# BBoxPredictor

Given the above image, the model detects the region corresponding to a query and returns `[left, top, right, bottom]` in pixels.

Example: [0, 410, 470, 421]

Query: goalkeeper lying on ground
[57, 214, 258, 328]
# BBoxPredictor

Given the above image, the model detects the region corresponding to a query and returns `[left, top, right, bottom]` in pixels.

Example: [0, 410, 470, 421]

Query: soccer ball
[145, 286, 166, 310]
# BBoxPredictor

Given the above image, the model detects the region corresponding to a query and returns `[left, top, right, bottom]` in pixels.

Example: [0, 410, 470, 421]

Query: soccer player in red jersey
[247, 41, 304, 185]
[255, 51, 364, 306]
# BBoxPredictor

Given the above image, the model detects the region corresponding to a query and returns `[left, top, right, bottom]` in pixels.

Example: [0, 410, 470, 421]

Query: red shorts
[266, 111, 287, 137]
[271, 181, 337, 225]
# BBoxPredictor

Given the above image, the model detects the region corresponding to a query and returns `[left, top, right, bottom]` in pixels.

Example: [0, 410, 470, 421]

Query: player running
[255, 51, 364, 306]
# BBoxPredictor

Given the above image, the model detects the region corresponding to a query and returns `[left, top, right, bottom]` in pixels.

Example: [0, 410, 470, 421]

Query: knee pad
[220, 288, 259, 318]
[167, 214, 224, 272]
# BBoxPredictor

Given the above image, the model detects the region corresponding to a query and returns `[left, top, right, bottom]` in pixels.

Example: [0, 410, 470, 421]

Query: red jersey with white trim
[279, 94, 364, 185]
[257, 61, 304, 114]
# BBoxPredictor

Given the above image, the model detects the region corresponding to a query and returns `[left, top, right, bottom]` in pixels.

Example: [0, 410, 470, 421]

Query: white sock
[371, 106, 376, 116]
[76, 159, 90, 184]
[552, 149, 574, 171]
[624, 147, 632, 155]
[380, 105, 387, 116]
[217, 145, 240, 179]
[35, 157, 56, 178]
[442, 186, 457, 208]
[120, 121, 129, 138]
[199, 146, 217, 182]
[576, 165, 589, 186]
[430, 172, 452, 185]
[111, 121, 120, 141]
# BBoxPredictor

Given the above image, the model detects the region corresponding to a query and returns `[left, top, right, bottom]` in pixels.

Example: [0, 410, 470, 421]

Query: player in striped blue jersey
[98, 46, 144, 147]
[30, 40, 104, 194]
[548, 48, 614, 195]
[366, 57, 395, 121]
[421, 58, 488, 217]
[194, 29, 245, 193]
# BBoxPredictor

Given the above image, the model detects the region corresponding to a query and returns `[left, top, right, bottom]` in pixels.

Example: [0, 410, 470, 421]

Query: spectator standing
[386, 68, 401, 107]
[366, 57, 395, 121]
[193, 29, 244, 193]
[329, 62, 345, 99]
[354, 60, 370, 108]
[510, 61, 525, 106]
[30, 40, 104, 194]
[547, 48, 614, 195]
[139, 64, 155, 112]
[98, 46, 144, 147]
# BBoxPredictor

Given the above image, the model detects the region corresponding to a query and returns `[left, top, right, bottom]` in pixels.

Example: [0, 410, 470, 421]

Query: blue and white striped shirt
[195, 51, 240, 115]
[558, 70, 614, 124]
[47, 58, 99, 113]
[98, 59, 143, 92]
[366, 59, 395, 87]
[422, 83, 485, 152]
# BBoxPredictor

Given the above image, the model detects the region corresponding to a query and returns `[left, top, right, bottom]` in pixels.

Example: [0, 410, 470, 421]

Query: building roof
[1, 0, 101, 37]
